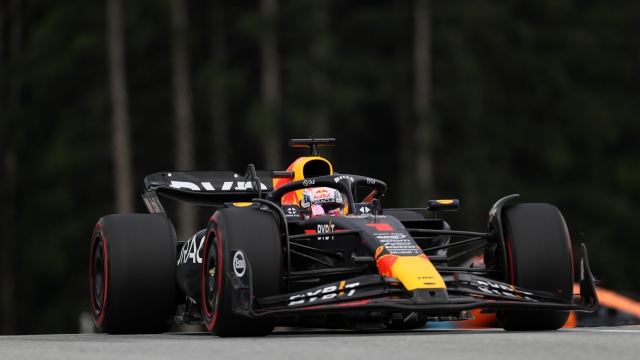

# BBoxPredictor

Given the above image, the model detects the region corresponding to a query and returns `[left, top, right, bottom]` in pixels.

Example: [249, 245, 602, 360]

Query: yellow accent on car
[436, 200, 454, 204]
[390, 256, 446, 291]
[374, 246, 384, 259]
[273, 156, 334, 206]
[232, 202, 254, 207]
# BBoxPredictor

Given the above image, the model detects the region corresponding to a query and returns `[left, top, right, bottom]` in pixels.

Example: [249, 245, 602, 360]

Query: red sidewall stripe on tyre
[500, 233, 515, 326]
[202, 215, 223, 331]
[563, 220, 575, 280]
[90, 222, 109, 328]
[505, 234, 514, 284]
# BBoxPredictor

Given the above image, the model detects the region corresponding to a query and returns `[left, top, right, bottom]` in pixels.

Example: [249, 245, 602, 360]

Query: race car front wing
[228, 244, 598, 318]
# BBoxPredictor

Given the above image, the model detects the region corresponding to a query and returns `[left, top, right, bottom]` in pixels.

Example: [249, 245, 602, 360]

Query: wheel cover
[204, 240, 219, 316]
[92, 243, 105, 310]
[91, 237, 106, 313]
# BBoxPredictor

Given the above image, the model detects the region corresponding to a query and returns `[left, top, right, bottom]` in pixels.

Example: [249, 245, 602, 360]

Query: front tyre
[90, 214, 178, 334]
[202, 208, 282, 337]
[497, 203, 573, 331]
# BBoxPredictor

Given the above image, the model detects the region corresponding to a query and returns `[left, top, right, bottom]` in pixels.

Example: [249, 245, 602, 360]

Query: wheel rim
[204, 239, 219, 315]
[92, 238, 105, 311]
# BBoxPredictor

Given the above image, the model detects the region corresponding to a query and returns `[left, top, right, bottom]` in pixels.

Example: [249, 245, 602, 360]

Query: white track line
[565, 328, 640, 333]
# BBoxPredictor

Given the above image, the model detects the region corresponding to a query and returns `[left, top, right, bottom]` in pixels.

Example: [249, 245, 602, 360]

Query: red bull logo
[376, 254, 399, 277]
[376, 253, 446, 291]
[313, 189, 331, 199]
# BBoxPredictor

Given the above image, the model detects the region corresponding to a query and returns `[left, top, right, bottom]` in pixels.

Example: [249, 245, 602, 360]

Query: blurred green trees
[0, 0, 639, 334]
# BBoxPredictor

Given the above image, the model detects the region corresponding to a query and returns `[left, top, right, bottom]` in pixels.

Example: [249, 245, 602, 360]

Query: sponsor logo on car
[317, 223, 336, 240]
[233, 251, 246, 277]
[376, 234, 406, 240]
[358, 206, 371, 214]
[302, 179, 315, 187]
[313, 189, 331, 199]
[177, 234, 204, 265]
[141, 193, 166, 214]
[283, 206, 299, 218]
[366, 178, 376, 185]
[311, 198, 341, 205]
[383, 245, 421, 255]
[334, 175, 354, 183]
[169, 181, 268, 191]
[288, 281, 360, 306]
[475, 280, 533, 299]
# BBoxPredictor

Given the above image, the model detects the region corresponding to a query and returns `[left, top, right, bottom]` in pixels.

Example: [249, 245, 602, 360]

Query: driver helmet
[301, 187, 344, 217]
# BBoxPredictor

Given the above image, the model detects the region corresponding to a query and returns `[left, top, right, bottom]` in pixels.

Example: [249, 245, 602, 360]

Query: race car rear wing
[142, 137, 339, 211]
[142, 164, 293, 208]
[142, 164, 388, 213]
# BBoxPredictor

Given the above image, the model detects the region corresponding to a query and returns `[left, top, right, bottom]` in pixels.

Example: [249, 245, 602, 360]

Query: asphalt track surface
[1, 326, 639, 360]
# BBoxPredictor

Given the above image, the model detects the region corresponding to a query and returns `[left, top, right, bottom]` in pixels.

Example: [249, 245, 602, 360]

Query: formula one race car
[90, 138, 598, 336]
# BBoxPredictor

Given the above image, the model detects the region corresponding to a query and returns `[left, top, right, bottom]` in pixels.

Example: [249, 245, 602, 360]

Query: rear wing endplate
[142, 164, 293, 208]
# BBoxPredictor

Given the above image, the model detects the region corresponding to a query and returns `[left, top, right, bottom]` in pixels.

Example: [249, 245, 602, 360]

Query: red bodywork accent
[305, 305, 327, 309]
[505, 234, 514, 284]
[335, 299, 372, 307]
[376, 255, 399, 277]
[202, 215, 223, 331]
[362, 190, 378, 203]
[90, 222, 108, 328]
[366, 223, 393, 231]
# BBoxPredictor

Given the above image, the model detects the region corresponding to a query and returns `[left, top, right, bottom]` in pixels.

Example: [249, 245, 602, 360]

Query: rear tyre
[497, 203, 573, 331]
[202, 208, 282, 337]
[90, 214, 178, 334]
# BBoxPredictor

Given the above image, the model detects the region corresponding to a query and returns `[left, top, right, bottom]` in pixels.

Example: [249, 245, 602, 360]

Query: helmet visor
[310, 203, 343, 216]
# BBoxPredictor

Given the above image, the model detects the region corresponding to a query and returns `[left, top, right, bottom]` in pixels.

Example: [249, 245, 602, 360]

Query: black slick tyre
[497, 203, 573, 331]
[201, 208, 282, 337]
[90, 214, 178, 334]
